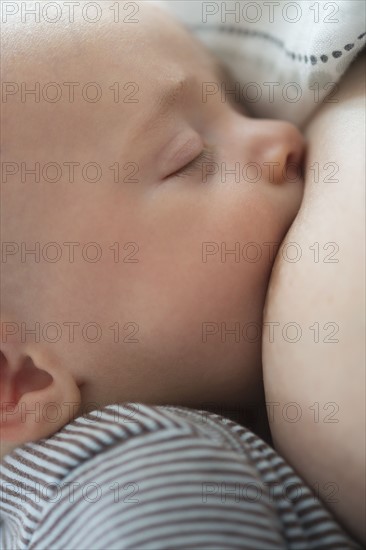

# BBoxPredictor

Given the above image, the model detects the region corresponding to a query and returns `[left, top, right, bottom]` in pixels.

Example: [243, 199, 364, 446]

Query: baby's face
[1, 3, 305, 429]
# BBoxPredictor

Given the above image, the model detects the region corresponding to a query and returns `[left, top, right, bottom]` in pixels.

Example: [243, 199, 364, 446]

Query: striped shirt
[0, 403, 361, 549]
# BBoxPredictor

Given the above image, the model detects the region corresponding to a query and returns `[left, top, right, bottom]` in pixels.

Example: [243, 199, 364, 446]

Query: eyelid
[171, 147, 216, 179]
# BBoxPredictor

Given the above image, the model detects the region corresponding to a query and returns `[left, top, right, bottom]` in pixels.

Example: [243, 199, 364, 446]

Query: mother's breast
[262, 51, 366, 545]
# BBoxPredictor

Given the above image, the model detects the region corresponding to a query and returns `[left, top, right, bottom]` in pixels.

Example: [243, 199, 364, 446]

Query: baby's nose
[245, 119, 306, 185]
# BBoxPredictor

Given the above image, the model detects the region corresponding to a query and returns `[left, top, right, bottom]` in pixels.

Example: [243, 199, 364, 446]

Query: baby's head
[1, 2, 305, 447]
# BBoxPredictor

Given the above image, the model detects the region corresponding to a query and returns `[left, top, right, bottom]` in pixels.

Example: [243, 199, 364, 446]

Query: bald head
[1, 0, 305, 448]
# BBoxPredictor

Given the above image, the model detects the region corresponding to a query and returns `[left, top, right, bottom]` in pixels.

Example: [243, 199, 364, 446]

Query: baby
[0, 1, 364, 548]
[1, 2, 305, 447]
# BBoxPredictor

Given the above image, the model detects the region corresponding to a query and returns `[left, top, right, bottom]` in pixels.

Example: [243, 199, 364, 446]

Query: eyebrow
[140, 76, 191, 136]
[134, 58, 230, 139]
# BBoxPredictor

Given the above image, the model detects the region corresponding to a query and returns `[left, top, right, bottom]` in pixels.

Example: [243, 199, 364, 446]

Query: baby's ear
[0, 332, 82, 444]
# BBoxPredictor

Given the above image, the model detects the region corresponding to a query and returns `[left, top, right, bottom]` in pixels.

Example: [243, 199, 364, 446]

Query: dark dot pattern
[189, 24, 366, 65]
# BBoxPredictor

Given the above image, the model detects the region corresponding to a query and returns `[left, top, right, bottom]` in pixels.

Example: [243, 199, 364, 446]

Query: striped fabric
[0, 403, 361, 549]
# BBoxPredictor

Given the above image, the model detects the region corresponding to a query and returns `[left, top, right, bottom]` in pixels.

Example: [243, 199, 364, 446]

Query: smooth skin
[263, 51, 366, 544]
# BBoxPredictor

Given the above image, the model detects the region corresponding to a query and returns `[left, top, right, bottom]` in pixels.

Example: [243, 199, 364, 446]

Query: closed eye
[169, 147, 216, 179]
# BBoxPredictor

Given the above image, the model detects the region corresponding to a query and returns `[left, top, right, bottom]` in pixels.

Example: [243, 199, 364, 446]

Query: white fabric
[153, 0, 365, 126]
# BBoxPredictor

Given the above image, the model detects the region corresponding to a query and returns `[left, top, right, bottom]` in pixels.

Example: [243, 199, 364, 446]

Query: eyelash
[173, 147, 215, 179]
